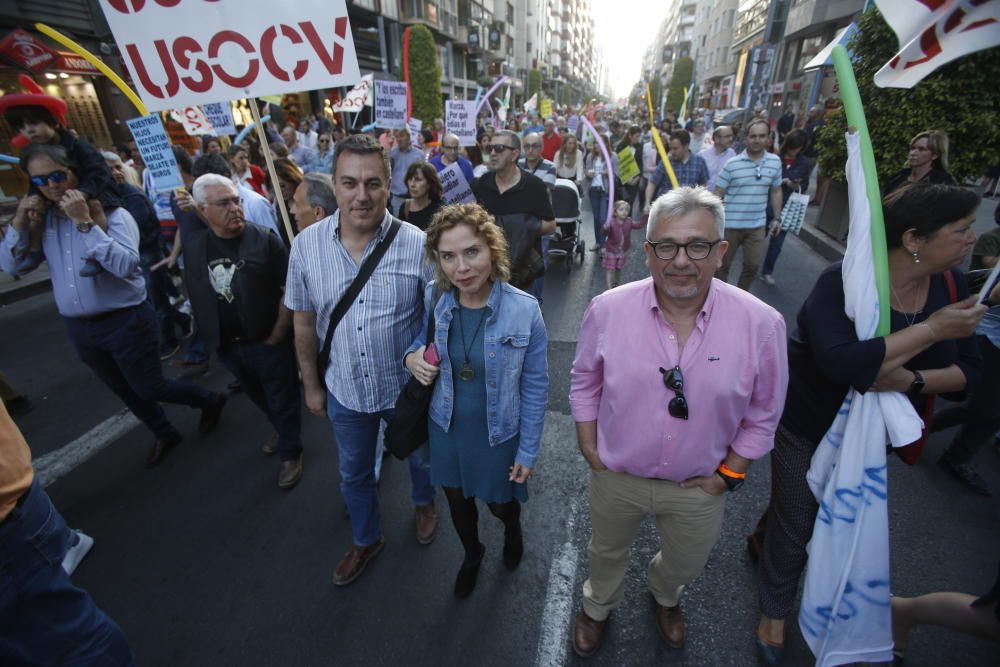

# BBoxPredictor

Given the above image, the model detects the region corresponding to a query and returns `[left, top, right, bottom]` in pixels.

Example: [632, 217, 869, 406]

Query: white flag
[333, 74, 373, 112]
[524, 92, 538, 111]
[874, 0, 1000, 88]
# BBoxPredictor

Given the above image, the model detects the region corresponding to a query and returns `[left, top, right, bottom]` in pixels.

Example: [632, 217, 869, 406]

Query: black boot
[503, 524, 523, 570]
[454, 543, 485, 599]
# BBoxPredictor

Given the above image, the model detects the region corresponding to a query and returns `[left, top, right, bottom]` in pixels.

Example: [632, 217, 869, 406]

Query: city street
[2, 196, 997, 666]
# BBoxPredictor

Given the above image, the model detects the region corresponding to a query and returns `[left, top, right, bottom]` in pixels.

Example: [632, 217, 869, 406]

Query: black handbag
[316, 220, 400, 389]
[384, 293, 440, 460]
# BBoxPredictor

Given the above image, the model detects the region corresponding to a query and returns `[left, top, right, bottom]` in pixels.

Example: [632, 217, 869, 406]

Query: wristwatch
[716, 463, 746, 492]
[906, 370, 925, 399]
[76, 220, 95, 233]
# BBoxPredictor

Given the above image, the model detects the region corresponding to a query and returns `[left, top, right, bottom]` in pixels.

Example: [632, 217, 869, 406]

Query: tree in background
[527, 69, 542, 100]
[648, 77, 663, 116]
[815, 8, 1000, 183]
[664, 57, 694, 115]
[407, 25, 443, 123]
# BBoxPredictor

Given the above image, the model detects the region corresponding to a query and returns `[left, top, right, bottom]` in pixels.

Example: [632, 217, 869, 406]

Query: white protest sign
[439, 161, 476, 205]
[126, 115, 183, 191]
[170, 106, 214, 135]
[568, 114, 580, 133]
[445, 100, 477, 147]
[374, 80, 408, 129]
[202, 102, 236, 135]
[333, 73, 372, 112]
[407, 117, 423, 147]
[98, 0, 361, 112]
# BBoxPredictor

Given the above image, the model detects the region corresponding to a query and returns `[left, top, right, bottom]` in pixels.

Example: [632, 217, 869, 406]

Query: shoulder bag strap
[943, 269, 958, 303]
[319, 219, 401, 368]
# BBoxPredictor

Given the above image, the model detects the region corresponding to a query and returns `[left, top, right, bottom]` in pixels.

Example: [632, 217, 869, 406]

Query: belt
[73, 304, 141, 323]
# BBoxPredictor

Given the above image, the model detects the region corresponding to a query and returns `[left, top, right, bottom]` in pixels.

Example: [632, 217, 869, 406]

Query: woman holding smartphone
[404, 203, 549, 599]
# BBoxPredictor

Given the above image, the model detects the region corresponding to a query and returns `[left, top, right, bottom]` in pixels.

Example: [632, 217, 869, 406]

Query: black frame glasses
[646, 239, 721, 261]
[659, 366, 689, 420]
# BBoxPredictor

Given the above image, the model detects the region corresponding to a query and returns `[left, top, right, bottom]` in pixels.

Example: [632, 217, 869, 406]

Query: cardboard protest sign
[170, 106, 214, 135]
[445, 100, 477, 147]
[126, 114, 183, 191]
[374, 80, 408, 129]
[617, 147, 640, 183]
[539, 98, 553, 118]
[439, 161, 476, 205]
[202, 102, 236, 135]
[98, 0, 361, 112]
[333, 73, 372, 112]
[407, 117, 423, 147]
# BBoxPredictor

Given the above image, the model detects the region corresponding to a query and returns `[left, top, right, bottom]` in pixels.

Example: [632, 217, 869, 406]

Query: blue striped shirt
[284, 210, 428, 413]
[714, 151, 782, 229]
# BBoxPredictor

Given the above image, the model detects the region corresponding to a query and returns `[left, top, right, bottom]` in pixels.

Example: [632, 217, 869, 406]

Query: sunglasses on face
[659, 366, 689, 420]
[486, 144, 515, 154]
[30, 170, 70, 188]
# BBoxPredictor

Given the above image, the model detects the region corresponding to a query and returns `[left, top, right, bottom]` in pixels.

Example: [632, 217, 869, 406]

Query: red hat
[0, 74, 68, 148]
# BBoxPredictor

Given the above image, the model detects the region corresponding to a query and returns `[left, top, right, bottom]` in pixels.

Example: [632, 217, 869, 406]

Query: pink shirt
[569, 277, 788, 481]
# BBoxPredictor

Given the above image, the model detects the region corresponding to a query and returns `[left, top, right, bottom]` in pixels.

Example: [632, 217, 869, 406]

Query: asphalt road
[3, 197, 998, 666]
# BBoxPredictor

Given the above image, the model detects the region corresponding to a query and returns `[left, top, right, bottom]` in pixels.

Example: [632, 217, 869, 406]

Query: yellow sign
[617, 147, 640, 183]
[645, 83, 678, 189]
[539, 98, 553, 118]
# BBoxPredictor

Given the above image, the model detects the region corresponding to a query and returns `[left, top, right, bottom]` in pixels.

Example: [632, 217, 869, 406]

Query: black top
[205, 234, 248, 344]
[782, 263, 982, 443]
[472, 168, 555, 221]
[884, 165, 956, 195]
[397, 198, 442, 231]
[117, 182, 162, 254]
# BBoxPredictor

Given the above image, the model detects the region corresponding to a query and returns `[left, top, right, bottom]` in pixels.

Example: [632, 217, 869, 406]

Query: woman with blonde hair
[404, 203, 549, 599]
[555, 134, 585, 185]
[885, 129, 956, 194]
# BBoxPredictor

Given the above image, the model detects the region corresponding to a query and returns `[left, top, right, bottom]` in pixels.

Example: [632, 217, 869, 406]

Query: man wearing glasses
[183, 175, 303, 489]
[712, 119, 783, 291]
[472, 131, 555, 293]
[569, 187, 787, 658]
[698, 125, 737, 191]
[429, 133, 475, 185]
[517, 132, 558, 191]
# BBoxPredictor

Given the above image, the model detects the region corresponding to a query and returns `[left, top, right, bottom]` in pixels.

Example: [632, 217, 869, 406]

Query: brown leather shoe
[333, 537, 384, 586]
[657, 603, 685, 648]
[278, 456, 303, 489]
[572, 609, 607, 658]
[415, 503, 438, 545]
[145, 432, 182, 468]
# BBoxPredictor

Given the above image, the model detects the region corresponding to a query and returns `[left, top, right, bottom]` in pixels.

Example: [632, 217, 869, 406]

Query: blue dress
[428, 305, 528, 503]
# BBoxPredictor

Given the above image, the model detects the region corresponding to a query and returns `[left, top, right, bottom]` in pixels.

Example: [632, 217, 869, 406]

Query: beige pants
[582, 469, 726, 621]
[716, 225, 766, 291]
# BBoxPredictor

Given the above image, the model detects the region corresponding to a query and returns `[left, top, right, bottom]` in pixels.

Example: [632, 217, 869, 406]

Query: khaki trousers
[716, 226, 766, 291]
[582, 469, 726, 621]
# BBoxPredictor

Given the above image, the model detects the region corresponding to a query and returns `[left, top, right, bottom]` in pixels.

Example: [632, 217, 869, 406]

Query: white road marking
[33, 410, 140, 487]
[535, 496, 584, 667]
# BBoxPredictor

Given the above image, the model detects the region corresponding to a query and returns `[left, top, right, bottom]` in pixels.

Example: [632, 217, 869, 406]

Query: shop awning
[803, 24, 858, 71]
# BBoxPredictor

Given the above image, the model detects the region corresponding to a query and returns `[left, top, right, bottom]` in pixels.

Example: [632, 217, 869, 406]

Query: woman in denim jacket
[405, 203, 549, 599]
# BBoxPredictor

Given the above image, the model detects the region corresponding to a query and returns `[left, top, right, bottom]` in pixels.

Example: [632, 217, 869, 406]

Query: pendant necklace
[457, 302, 488, 381]
[890, 280, 926, 328]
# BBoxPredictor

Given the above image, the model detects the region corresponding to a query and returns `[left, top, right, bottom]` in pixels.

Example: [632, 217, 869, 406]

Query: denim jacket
[405, 279, 549, 468]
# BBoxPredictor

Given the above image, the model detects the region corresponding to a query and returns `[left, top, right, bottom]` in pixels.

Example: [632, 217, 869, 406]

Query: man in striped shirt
[712, 119, 783, 291]
[285, 135, 437, 586]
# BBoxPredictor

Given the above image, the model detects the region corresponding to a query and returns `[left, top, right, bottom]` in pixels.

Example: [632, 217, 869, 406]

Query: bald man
[429, 132, 475, 185]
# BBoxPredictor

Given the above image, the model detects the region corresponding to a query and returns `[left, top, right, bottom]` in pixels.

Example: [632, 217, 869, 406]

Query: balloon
[35, 23, 148, 116]
[645, 83, 678, 189]
[234, 115, 271, 145]
[832, 44, 890, 336]
[578, 116, 615, 230]
[0, 154, 18, 164]
[476, 76, 509, 115]
[361, 123, 377, 132]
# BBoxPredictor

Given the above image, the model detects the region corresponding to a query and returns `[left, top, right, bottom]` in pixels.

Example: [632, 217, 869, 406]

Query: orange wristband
[717, 463, 746, 479]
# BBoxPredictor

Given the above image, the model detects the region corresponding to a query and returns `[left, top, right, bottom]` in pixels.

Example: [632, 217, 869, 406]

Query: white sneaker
[62, 530, 94, 575]
[761, 274, 776, 286]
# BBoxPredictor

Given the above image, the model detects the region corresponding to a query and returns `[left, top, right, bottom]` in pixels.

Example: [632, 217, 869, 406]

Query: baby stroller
[548, 178, 585, 269]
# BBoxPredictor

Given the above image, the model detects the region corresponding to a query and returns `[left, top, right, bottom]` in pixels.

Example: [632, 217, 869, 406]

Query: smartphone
[422, 343, 441, 366]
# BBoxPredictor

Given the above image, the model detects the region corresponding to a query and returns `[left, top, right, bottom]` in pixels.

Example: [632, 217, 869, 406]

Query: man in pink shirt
[569, 187, 788, 658]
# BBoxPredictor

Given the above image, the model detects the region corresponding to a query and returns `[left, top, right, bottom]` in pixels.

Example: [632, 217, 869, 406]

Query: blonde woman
[404, 203, 549, 599]
[885, 130, 956, 194]
[555, 134, 585, 185]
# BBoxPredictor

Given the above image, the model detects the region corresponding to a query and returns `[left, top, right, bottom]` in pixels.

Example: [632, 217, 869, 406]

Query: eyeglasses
[442, 144, 459, 150]
[646, 239, 721, 261]
[319, 138, 330, 144]
[523, 143, 541, 149]
[486, 144, 515, 154]
[29, 170, 69, 188]
[207, 196, 243, 209]
[659, 366, 689, 420]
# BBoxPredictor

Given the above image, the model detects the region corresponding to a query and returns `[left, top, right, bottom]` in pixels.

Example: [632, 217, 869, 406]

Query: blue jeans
[217, 339, 302, 461]
[63, 302, 218, 440]
[589, 187, 608, 247]
[761, 230, 787, 277]
[327, 392, 435, 547]
[0, 479, 134, 666]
